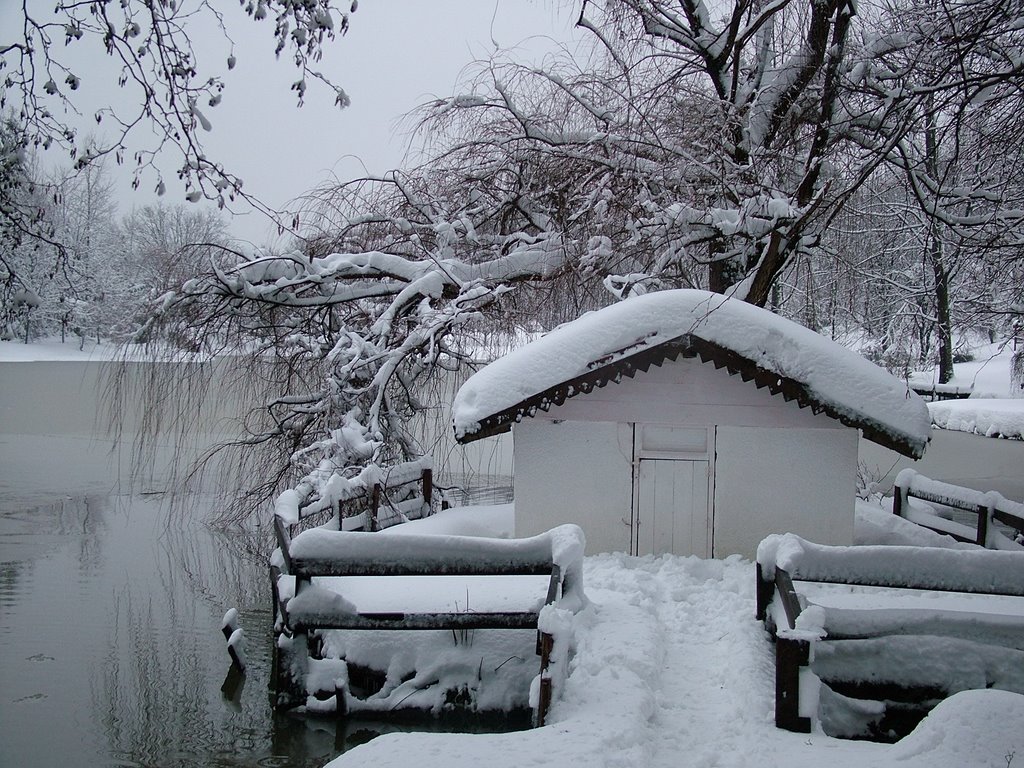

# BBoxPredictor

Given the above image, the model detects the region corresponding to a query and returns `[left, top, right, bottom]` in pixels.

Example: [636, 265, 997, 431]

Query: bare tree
[3, 0, 354, 210]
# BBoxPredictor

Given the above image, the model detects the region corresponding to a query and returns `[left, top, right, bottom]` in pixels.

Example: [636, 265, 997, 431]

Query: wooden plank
[545, 564, 562, 606]
[977, 504, 989, 547]
[370, 483, 380, 532]
[289, 610, 541, 632]
[422, 468, 432, 510]
[774, 569, 803, 630]
[775, 637, 811, 732]
[756, 562, 775, 621]
[273, 515, 294, 574]
[994, 507, 1024, 536]
[790, 573, 1024, 599]
[290, 556, 555, 578]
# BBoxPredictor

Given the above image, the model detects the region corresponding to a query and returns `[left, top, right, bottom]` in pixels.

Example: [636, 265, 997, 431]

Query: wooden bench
[272, 513, 585, 725]
[908, 382, 973, 401]
[756, 533, 1024, 733]
[893, 469, 1024, 548]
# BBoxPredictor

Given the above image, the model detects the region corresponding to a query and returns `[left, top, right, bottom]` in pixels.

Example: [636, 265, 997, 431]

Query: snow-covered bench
[756, 534, 1024, 735]
[893, 469, 1024, 549]
[271, 515, 585, 725]
[907, 379, 973, 401]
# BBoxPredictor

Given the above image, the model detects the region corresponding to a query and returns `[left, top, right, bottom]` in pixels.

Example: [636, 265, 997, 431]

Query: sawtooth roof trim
[456, 332, 928, 458]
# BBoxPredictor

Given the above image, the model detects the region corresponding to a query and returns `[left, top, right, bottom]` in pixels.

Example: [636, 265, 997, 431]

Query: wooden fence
[756, 533, 1024, 734]
[271, 511, 583, 726]
[893, 469, 1024, 548]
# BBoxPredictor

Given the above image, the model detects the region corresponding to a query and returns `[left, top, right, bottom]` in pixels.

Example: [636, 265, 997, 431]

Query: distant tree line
[0, 124, 228, 345]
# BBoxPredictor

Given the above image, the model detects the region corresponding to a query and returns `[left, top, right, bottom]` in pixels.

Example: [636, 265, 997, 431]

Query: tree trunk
[930, 242, 954, 383]
[924, 106, 954, 384]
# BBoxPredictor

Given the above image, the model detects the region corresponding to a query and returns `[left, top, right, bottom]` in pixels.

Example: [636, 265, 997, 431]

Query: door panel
[636, 459, 709, 557]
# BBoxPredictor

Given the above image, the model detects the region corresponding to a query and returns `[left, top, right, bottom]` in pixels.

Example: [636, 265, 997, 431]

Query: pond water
[0, 436, 521, 768]
[0, 486, 350, 767]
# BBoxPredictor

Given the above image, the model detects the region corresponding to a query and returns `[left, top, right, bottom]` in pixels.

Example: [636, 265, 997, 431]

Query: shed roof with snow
[453, 289, 930, 458]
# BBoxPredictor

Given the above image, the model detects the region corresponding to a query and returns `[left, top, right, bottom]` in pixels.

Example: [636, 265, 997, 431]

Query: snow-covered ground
[0, 337, 137, 362]
[929, 399, 1024, 440]
[908, 342, 1018, 399]
[908, 342, 1024, 440]
[315, 502, 1024, 768]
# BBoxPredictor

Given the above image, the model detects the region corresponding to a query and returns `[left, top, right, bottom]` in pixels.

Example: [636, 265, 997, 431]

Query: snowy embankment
[907, 343, 1024, 440]
[929, 399, 1024, 440]
[324, 503, 1024, 768]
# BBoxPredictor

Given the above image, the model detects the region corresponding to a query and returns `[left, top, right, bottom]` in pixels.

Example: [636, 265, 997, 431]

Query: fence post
[775, 637, 812, 733]
[977, 503, 990, 547]
[893, 482, 906, 517]
[755, 562, 775, 621]
[536, 631, 554, 727]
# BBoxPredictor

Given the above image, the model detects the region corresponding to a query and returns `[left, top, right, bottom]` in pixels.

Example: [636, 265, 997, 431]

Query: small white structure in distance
[453, 290, 931, 560]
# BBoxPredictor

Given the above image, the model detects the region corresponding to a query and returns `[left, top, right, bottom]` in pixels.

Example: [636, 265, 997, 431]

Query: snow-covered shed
[453, 290, 931, 560]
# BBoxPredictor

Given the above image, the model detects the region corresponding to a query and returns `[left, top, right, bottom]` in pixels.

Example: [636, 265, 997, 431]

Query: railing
[893, 469, 1024, 549]
[756, 533, 1024, 733]
[907, 381, 973, 401]
[279, 465, 434, 536]
[271, 512, 585, 726]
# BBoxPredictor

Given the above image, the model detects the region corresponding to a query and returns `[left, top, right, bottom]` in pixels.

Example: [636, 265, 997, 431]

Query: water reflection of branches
[103, 355, 291, 527]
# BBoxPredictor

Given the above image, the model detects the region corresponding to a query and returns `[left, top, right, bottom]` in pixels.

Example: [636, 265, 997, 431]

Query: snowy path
[612, 557, 778, 767]
[575, 554, 863, 768]
[327, 553, 1024, 768]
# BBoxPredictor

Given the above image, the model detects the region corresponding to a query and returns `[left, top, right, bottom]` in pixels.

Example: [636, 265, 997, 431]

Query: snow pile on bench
[757, 533, 1024, 595]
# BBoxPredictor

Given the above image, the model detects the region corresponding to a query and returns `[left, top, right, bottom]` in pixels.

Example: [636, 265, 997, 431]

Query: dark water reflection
[0, 492, 357, 768]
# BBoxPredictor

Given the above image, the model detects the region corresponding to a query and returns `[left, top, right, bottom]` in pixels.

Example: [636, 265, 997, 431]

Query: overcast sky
[5, 1, 583, 245]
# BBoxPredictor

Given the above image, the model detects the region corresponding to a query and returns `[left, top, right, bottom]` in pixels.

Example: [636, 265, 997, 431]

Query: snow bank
[453, 289, 929, 456]
[853, 498, 977, 549]
[929, 398, 1024, 440]
[814, 634, 1024, 692]
[0, 338, 129, 362]
[380, 503, 514, 538]
[890, 689, 1024, 765]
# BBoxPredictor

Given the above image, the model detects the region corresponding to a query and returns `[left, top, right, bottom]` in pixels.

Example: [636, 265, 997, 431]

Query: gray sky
[5, 1, 583, 245]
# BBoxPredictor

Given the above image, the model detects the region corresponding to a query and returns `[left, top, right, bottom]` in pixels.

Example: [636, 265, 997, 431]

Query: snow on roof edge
[452, 290, 931, 458]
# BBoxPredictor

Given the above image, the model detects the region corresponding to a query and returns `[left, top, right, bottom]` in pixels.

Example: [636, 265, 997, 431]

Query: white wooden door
[636, 459, 710, 557]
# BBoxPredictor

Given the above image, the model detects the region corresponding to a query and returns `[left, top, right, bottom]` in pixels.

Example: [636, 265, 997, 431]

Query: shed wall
[713, 426, 858, 558]
[513, 420, 633, 554]
[511, 357, 858, 557]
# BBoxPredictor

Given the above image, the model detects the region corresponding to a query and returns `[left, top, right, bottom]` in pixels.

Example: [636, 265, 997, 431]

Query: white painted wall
[859, 430, 1024, 501]
[714, 426, 858, 559]
[510, 357, 858, 558]
[513, 419, 634, 554]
